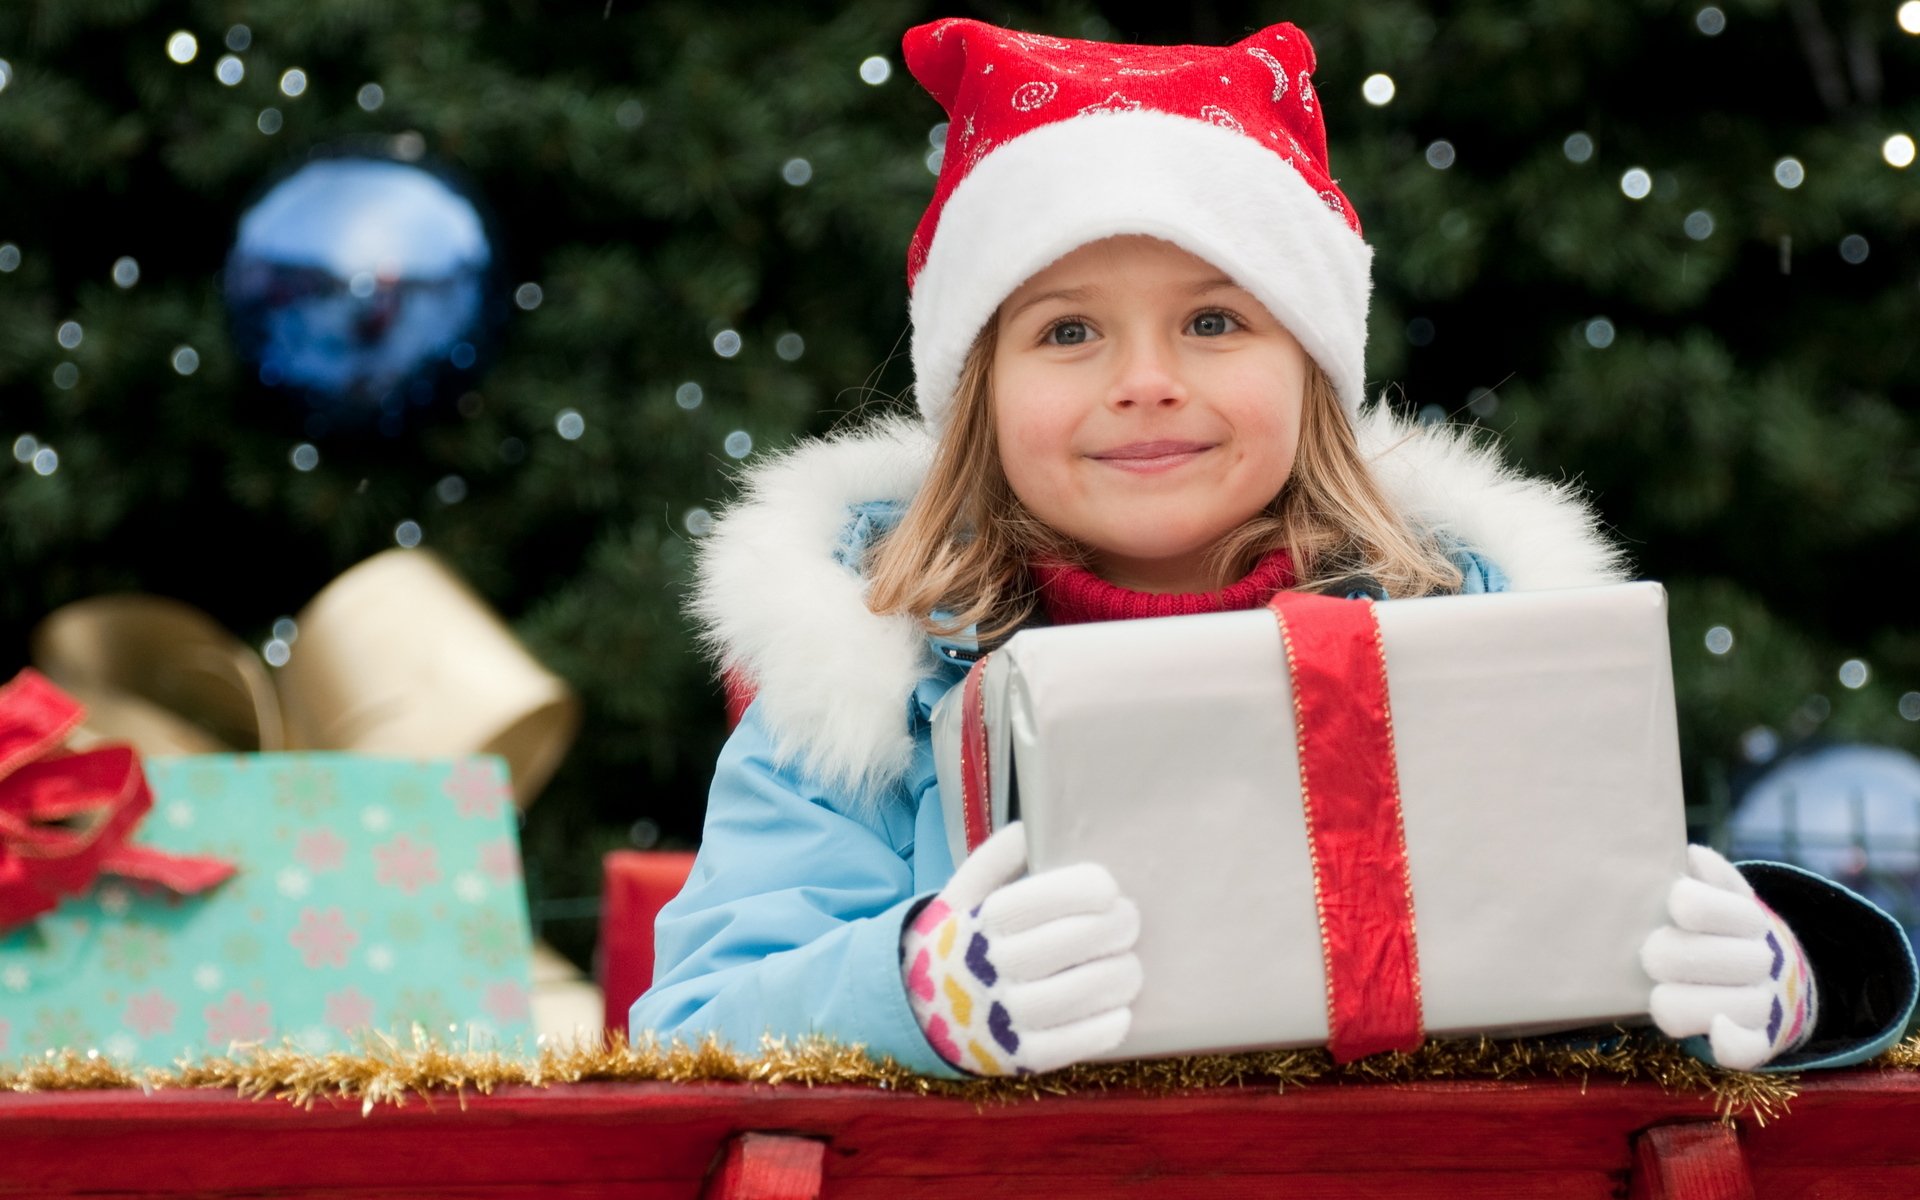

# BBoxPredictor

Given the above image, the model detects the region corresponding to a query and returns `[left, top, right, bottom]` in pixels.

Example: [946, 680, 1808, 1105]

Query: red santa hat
[903, 19, 1372, 433]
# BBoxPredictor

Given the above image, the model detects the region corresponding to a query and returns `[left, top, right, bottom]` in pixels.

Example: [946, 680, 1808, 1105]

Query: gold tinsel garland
[7, 1029, 1901, 1122]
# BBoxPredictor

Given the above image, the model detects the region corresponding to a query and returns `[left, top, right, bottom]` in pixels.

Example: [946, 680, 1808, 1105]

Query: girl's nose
[1107, 334, 1187, 411]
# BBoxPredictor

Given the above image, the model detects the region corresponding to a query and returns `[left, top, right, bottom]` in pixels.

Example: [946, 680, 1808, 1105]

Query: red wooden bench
[4, 1070, 1917, 1197]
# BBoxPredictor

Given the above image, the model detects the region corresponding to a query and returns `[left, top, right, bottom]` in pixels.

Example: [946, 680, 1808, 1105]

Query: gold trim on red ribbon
[1267, 592, 1424, 1062]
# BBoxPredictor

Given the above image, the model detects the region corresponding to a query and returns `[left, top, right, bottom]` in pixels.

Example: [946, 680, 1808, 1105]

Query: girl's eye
[1190, 311, 1241, 337]
[1045, 320, 1091, 346]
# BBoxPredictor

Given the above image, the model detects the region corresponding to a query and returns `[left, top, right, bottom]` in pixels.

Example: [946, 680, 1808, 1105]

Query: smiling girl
[632, 18, 1915, 1079]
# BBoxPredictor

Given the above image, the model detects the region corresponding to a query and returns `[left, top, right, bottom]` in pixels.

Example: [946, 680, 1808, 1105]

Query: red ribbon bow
[0, 669, 236, 930]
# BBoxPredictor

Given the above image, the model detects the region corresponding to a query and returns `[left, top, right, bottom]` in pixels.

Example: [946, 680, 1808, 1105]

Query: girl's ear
[902, 19, 977, 110]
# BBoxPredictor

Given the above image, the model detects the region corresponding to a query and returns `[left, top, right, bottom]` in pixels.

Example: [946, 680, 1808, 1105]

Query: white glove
[899, 821, 1142, 1076]
[1641, 845, 1817, 1070]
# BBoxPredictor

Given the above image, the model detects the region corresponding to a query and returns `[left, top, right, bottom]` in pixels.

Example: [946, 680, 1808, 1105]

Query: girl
[633, 18, 1915, 1078]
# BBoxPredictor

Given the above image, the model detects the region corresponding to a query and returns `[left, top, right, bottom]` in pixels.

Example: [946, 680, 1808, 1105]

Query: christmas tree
[3, 0, 1916, 966]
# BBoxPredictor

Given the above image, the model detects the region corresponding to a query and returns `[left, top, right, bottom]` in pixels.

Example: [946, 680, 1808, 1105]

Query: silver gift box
[933, 582, 1689, 1060]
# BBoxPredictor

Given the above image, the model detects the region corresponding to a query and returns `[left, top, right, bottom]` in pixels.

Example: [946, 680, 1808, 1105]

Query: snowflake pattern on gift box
[458, 911, 522, 968]
[7, 756, 534, 1067]
[124, 989, 178, 1036]
[388, 986, 456, 1034]
[482, 979, 530, 1024]
[388, 777, 431, 810]
[222, 930, 263, 967]
[100, 922, 170, 981]
[373, 834, 441, 894]
[273, 763, 341, 817]
[478, 838, 522, 883]
[203, 990, 273, 1045]
[324, 986, 376, 1032]
[180, 762, 230, 800]
[387, 909, 427, 944]
[444, 760, 510, 819]
[288, 907, 359, 968]
[30, 1007, 95, 1052]
[275, 866, 312, 900]
[294, 828, 348, 873]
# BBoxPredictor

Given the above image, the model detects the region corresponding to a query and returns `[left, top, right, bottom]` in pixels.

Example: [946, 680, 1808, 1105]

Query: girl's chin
[1079, 531, 1237, 575]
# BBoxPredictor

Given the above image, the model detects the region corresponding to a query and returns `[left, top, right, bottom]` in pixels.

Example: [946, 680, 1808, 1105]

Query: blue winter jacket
[634, 507, 1916, 1078]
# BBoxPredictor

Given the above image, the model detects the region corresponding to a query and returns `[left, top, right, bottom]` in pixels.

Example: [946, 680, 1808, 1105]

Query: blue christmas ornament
[225, 155, 497, 437]
[1729, 743, 1920, 937]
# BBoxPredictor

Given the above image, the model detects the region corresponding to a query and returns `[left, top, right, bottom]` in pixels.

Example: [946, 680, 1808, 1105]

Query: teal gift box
[0, 754, 534, 1066]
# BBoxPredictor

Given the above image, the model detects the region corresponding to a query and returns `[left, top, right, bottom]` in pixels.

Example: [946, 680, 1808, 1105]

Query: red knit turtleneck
[1031, 549, 1297, 625]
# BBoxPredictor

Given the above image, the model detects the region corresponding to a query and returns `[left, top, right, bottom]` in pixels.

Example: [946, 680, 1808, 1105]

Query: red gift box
[598, 850, 696, 1036]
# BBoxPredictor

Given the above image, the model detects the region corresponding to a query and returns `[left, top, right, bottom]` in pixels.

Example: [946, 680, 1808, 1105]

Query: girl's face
[992, 236, 1308, 593]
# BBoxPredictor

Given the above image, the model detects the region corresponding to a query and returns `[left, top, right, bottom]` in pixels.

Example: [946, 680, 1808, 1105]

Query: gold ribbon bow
[30, 549, 579, 809]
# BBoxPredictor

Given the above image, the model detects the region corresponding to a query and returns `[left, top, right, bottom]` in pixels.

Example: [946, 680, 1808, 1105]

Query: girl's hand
[899, 821, 1142, 1075]
[1641, 845, 1818, 1070]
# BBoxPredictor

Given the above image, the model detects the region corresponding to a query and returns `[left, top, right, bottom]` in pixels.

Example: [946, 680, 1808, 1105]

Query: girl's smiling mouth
[1088, 439, 1216, 472]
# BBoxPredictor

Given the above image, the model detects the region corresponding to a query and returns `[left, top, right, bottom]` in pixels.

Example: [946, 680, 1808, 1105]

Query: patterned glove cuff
[1761, 899, 1818, 1055]
[900, 898, 1023, 1076]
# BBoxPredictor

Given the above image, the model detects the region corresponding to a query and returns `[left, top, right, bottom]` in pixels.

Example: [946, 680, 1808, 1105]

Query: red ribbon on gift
[955, 598, 1425, 1063]
[0, 669, 237, 930]
[1268, 591, 1424, 1063]
[959, 654, 994, 854]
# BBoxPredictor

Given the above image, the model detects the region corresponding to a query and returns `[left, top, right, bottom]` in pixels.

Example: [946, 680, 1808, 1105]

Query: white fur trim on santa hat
[690, 410, 1627, 804]
[911, 109, 1372, 432]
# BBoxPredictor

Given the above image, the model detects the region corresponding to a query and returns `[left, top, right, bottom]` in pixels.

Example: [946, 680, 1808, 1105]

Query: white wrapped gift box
[933, 582, 1689, 1061]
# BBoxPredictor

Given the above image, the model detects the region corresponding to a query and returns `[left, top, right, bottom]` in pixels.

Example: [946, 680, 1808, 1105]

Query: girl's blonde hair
[866, 323, 1462, 641]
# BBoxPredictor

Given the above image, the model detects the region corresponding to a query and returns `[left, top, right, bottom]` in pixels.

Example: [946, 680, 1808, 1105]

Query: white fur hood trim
[691, 408, 1628, 799]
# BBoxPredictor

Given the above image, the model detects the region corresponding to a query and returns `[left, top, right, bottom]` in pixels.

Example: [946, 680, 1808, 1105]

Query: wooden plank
[822, 1172, 1624, 1200]
[1630, 1124, 1754, 1200]
[1746, 1168, 1920, 1199]
[824, 1081, 1720, 1176]
[0, 1080, 1716, 1194]
[1735, 1068, 1920, 1171]
[0, 1075, 1915, 1197]
[702, 1134, 825, 1200]
[0, 1092, 727, 1195]
[38, 1190, 694, 1200]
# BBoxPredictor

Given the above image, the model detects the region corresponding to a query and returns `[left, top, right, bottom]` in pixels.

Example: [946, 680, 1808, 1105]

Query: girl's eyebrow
[1006, 276, 1241, 322]
[1185, 276, 1241, 295]
[1005, 286, 1094, 321]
